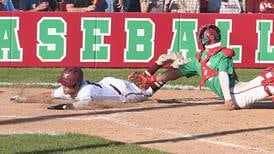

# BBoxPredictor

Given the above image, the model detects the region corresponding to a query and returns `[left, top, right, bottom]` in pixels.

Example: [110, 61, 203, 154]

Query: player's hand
[116, 0, 124, 8]
[224, 99, 235, 111]
[36, 2, 49, 11]
[10, 95, 27, 103]
[156, 52, 184, 66]
[86, 5, 96, 11]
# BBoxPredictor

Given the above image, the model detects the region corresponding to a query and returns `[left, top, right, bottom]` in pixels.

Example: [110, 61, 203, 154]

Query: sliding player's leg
[231, 67, 274, 108]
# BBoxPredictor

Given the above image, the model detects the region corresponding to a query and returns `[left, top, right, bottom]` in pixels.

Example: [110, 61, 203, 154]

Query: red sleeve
[195, 53, 201, 61]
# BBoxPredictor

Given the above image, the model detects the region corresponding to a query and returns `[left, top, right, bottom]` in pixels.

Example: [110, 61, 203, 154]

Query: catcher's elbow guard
[172, 58, 192, 69]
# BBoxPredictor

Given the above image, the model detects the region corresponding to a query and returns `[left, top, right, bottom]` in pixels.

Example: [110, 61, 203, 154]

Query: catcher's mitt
[47, 103, 74, 110]
[128, 71, 156, 90]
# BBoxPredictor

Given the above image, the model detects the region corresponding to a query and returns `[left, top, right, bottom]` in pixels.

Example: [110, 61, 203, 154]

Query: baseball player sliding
[10, 47, 188, 110]
[50, 66, 158, 109]
[11, 62, 177, 110]
[49, 50, 190, 109]
[128, 24, 274, 110]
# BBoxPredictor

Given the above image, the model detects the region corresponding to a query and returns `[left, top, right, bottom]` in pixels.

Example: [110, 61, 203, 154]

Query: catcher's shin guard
[260, 67, 274, 96]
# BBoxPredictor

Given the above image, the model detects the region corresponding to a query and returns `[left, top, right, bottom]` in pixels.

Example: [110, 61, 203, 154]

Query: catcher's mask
[198, 24, 221, 46]
[58, 66, 83, 87]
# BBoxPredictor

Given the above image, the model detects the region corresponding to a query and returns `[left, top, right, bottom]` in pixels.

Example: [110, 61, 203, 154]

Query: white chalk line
[0, 114, 119, 120]
[95, 116, 274, 154]
[0, 82, 60, 88]
[0, 115, 273, 153]
[0, 131, 65, 136]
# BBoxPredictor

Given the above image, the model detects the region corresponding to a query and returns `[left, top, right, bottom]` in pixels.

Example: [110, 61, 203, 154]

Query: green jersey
[178, 48, 238, 99]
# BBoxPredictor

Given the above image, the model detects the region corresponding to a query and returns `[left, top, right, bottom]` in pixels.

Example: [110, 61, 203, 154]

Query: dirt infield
[0, 87, 274, 154]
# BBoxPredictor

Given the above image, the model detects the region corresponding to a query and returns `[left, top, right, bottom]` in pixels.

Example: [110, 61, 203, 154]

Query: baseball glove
[47, 103, 74, 110]
[128, 71, 156, 90]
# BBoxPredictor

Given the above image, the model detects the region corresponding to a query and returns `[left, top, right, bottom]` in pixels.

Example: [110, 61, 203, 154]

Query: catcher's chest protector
[196, 46, 235, 89]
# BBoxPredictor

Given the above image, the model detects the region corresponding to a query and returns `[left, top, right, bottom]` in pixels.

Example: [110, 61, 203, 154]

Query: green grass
[0, 68, 263, 86]
[0, 133, 166, 154]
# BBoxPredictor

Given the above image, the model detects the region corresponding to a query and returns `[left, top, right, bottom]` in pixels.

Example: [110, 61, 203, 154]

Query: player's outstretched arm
[224, 100, 236, 111]
[218, 71, 237, 110]
[156, 68, 182, 82]
[10, 92, 54, 104]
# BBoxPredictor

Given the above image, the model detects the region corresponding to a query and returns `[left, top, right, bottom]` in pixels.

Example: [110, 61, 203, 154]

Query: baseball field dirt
[0, 87, 274, 153]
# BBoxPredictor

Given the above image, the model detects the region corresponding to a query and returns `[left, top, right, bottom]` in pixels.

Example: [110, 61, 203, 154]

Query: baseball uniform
[52, 77, 154, 108]
[178, 43, 274, 108]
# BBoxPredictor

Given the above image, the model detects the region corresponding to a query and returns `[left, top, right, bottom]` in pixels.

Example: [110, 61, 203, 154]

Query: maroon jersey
[246, 0, 274, 13]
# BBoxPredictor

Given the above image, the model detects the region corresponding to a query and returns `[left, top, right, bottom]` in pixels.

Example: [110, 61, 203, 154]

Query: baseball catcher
[129, 24, 274, 110]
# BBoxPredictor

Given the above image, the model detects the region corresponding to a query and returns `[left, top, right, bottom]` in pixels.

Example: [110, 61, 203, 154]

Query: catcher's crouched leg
[128, 71, 157, 90]
[260, 67, 274, 98]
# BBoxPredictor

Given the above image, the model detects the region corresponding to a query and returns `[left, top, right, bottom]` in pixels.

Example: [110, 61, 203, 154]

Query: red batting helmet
[198, 24, 221, 46]
[57, 66, 83, 87]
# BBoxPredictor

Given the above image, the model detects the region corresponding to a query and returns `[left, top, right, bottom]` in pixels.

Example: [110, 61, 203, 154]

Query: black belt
[91, 82, 102, 88]
[109, 84, 122, 95]
[91, 82, 121, 95]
